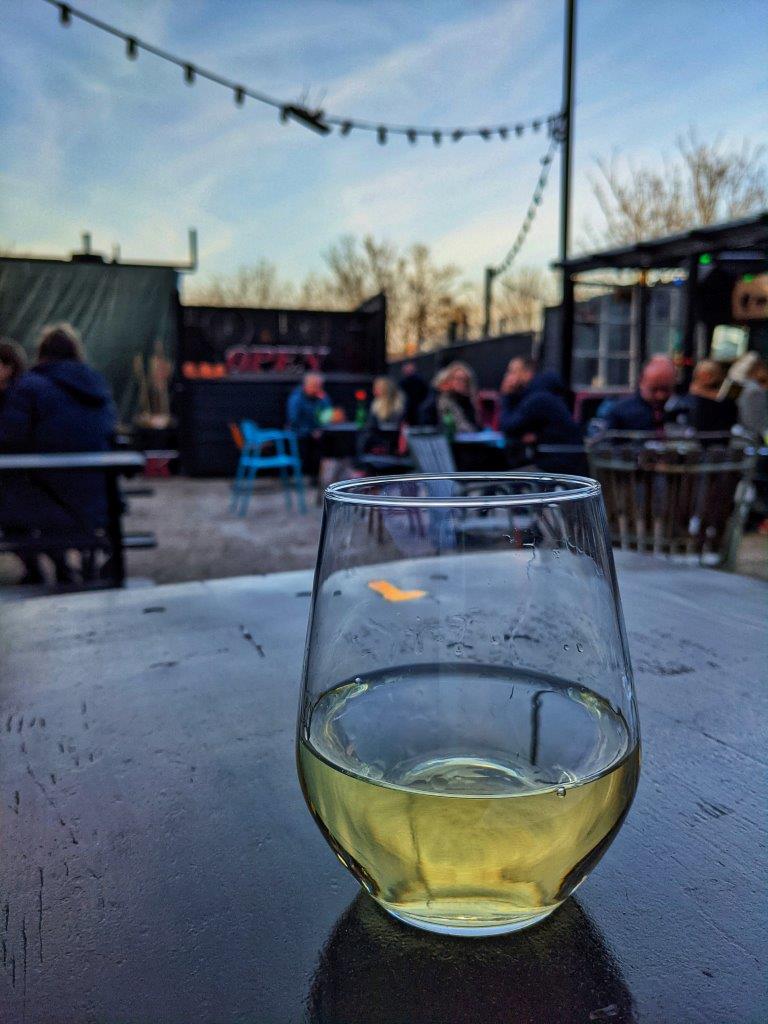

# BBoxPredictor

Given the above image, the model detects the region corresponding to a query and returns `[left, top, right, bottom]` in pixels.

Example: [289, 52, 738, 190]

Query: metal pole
[681, 255, 699, 390]
[483, 266, 495, 337]
[558, 0, 576, 384]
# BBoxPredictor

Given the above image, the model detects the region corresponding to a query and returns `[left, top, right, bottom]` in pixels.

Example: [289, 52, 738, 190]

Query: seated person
[286, 372, 332, 477]
[730, 352, 768, 440]
[398, 362, 429, 426]
[674, 360, 738, 433]
[419, 361, 479, 433]
[0, 339, 27, 412]
[499, 357, 587, 474]
[605, 356, 676, 433]
[0, 323, 116, 583]
[361, 377, 405, 458]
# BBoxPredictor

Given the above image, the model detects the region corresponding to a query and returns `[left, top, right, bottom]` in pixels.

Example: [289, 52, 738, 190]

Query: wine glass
[297, 474, 640, 937]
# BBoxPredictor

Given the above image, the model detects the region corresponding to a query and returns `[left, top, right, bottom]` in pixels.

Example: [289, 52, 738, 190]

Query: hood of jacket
[33, 360, 111, 408]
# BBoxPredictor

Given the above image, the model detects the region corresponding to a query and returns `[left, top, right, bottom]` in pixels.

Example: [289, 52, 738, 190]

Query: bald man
[606, 357, 676, 432]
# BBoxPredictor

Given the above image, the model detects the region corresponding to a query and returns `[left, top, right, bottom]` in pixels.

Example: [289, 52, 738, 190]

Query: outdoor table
[0, 451, 146, 587]
[1, 553, 765, 1023]
[318, 423, 361, 459]
[454, 428, 528, 471]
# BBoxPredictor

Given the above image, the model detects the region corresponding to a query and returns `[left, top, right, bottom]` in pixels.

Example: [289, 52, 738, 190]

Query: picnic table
[0, 553, 765, 1022]
[0, 451, 148, 587]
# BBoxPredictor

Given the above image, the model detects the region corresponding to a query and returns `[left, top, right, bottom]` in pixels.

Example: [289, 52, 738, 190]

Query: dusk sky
[1, 0, 766, 292]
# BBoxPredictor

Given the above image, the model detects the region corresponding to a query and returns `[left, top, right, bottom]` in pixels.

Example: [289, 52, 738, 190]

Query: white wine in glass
[298, 475, 640, 936]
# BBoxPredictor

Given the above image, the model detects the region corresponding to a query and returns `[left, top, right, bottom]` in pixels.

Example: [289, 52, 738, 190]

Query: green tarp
[0, 258, 178, 422]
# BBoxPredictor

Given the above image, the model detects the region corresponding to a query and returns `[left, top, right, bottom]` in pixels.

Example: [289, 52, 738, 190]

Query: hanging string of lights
[490, 134, 559, 278]
[42, 0, 562, 146]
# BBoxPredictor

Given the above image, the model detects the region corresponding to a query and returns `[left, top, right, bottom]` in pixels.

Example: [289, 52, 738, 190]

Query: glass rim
[325, 472, 601, 508]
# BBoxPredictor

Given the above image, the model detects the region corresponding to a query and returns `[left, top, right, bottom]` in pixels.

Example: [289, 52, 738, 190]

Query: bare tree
[399, 244, 464, 352]
[183, 234, 468, 354]
[587, 131, 768, 246]
[679, 130, 768, 224]
[321, 235, 463, 353]
[186, 259, 295, 307]
[495, 266, 557, 334]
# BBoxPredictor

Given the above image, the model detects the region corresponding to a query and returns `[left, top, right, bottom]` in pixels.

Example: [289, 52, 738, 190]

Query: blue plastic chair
[231, 420, 306, 515]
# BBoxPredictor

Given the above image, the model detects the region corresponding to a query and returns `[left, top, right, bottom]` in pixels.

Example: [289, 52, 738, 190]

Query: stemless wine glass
[297, 474, 640, 937]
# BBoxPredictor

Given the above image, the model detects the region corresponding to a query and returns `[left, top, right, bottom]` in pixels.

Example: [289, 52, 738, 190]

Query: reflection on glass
[297, 475, 640, 936]
[306, 893, 635, 1024]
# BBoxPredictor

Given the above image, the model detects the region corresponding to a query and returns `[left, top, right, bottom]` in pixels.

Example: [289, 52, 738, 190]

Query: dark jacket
[688, 393, 741, 430]
[418, 390, 478, 432]
[399, 373, 429, 425]
[0, 361, 116, 529]
[605, 392, 664, 432]
[500, 385, 586, 474]
[286, 387, 331, 436]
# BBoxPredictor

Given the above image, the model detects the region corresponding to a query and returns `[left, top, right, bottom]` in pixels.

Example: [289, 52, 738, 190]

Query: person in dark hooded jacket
[499, 357, 587, 474]
[0, 324, 116, 582]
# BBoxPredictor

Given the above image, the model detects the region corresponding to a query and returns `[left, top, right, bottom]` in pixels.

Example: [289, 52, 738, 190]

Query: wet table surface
[0, 554, 766, 1023]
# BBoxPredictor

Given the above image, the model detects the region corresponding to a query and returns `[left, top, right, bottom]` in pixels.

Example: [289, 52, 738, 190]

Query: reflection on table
[307, 893, 634, 1024]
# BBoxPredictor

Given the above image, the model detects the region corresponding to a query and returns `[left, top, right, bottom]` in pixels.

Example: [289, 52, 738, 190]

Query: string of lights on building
[43, 0, 563, 147]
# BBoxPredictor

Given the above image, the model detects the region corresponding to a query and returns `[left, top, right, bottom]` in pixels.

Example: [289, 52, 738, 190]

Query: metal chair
[406, 428, 456, 474]
[231, 420, 306, 515]
[588, 434, 756, 569]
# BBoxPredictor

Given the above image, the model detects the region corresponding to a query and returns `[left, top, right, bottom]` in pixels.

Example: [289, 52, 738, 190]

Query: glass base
[381, 904, 556, 937]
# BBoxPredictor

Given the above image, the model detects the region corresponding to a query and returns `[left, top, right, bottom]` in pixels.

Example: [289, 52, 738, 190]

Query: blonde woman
[369, 376, 405, 430]
[422, 361, 479, 433]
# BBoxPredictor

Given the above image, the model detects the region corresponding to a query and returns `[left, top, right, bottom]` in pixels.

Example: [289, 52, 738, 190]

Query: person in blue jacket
[605, 356, 676, 433]
[286, 372, 332, 478]
[0, 323, 116, 583]
[499, 357, 587, 475]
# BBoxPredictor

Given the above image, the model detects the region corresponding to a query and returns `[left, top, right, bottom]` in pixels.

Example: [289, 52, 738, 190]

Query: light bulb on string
[43, 3, 561, 156]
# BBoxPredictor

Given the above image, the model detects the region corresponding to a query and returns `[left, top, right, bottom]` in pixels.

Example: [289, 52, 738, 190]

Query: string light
[489, 136, 558, 279]
[40, 0, 560, 147]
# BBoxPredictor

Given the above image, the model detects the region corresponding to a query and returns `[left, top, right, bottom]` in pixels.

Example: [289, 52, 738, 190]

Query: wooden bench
[0, 451, 155, 587]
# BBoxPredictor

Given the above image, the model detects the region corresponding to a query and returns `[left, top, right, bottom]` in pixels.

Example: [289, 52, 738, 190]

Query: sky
[1, 0, 766, 293]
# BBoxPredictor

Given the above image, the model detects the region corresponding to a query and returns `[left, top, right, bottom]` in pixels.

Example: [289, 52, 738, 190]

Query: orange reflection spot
[368, 580, 426, 602]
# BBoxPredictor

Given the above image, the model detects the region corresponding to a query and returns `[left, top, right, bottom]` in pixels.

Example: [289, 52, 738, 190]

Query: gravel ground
[124, 476, 323, 584]
[0, 475, 765, 590]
